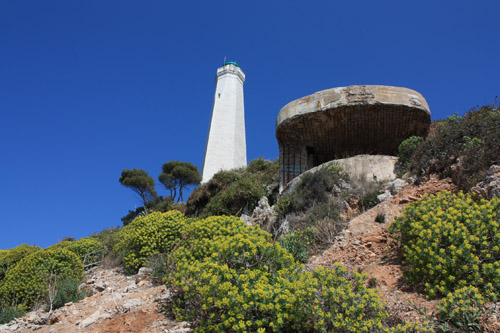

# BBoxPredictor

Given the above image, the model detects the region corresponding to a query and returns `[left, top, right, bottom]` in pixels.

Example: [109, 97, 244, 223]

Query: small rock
[137, 280, 148, 287]
[338, 179, 351, 190]
[377, 190, 392, 202]
[390, 178, 407, 195]
[9, 324, 19, 331]
[94, 282, 106, 292]
[79, 310, 112, 328]
[240, 214, 252, 226]
[137, 267, 152, 278]
[25, 311, 38, 322]
[122, 298, 143, 310]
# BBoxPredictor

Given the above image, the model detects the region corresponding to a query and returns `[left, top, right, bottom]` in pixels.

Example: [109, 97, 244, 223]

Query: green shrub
[203, 177, 266, 217]
[390, 191, 500, 299]
[278, 228, 315, 263]
[186, 158, 278, 217]
[89, 227, 121, 253]
[375, 213, 386, 223]
[435, 286, 486, 332]
[408, 102, 500, 190]
[45, 240, 73, 251]
[66, 238, 105, 268]
[397, 136, 424, 172]
[114, 210, 188, 273]
[0, 244, 41, 280]
[276, 167, 351, 250]
[284, 167, 349, 214]
[147, 253, 169, 284]
[163, 215, 427, 332]
[0, 249, 84, 309]
[51, 278, 89, 310]
[0, 305, 25, 324]
[359, 188, 383, 211]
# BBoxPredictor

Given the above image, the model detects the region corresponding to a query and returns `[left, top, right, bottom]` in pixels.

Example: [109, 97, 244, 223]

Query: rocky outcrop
[471, 165, 500, 199]
[241, 196, 277, 233]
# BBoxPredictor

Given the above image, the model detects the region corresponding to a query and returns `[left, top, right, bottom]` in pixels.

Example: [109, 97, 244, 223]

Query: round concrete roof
[276, 85, 431, 163]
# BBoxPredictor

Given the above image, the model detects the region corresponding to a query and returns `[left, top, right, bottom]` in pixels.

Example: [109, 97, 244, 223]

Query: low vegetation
[390, 190, 499, 331]
[390, 191, 499, 299]
[0, 249, 84, 309]
[114, 211, 188, 273]
[0, 244, 41, 280]
[186, 158, 278, 217]
[399, 101, 500, 190]
[3, 102, 500, 330]
[142, 213, 423, 332]
[275, 165, 384, 256]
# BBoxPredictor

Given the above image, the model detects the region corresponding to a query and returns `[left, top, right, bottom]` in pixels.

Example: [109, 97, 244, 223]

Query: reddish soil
[308, 176, 455, 323]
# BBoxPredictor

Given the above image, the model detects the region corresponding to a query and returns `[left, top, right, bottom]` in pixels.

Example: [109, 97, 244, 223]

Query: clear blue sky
[1, 1, 499, 249]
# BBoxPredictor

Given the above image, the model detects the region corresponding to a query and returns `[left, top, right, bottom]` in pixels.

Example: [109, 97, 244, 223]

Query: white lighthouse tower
[202, 62, 247, 183]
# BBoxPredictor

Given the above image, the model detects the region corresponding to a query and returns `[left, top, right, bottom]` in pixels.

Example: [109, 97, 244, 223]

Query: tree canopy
[119, 169, 157, 206]
[159, 161, 201, 202]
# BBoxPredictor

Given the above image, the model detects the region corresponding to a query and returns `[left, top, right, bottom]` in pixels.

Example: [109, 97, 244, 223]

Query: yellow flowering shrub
[166, 215, 422, 332]
[390, 191, 500, 298]
[436, 286, 486, 331]
[45, 240, 73, 251]
[66, 238, 105, 265]
[114, 211, 188, 273]
[0, 244, 41, 280]
[0, 249, 84, 309]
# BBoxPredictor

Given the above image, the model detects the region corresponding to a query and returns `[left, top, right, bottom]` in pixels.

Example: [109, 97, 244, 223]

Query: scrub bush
[407, 102, 500, 190]
[390, 191, 500, 299]
[0, 305, 25, 324]
[397, 136, 424, 172]
[0, 244, 41, 280]
[0, 249, 84, 309]
[276, 166, 350, 249]
[51, 278, 89, 309]
[435, 286, 486, 332]
[359, 188, 383, 211]
[114, 210, 188, 273]
[186, 158, 279, 217]
[278, 228, 315, 263]
[89, 227, 121, 252]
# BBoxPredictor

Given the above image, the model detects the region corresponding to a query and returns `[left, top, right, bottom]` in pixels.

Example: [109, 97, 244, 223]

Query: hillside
[0, 175, 496, 332]
[1, 102, 499, 332]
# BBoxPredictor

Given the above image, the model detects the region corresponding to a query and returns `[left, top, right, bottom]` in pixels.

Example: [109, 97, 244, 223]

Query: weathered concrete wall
[281, 155, 398, 194]
[202, 64, 247, 183]
[276, 85, 430, 188]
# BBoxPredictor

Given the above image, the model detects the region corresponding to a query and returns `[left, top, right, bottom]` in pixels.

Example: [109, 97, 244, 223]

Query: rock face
[242, 196, 278, 233]
[276, 85, 431, 189]
[471, 165, 500, 199]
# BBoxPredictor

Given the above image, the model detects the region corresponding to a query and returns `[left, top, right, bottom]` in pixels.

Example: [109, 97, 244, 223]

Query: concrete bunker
[276, 85, 431, 188]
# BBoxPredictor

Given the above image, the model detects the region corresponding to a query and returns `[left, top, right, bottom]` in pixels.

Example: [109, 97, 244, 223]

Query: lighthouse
[202, 62, 247, 183]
